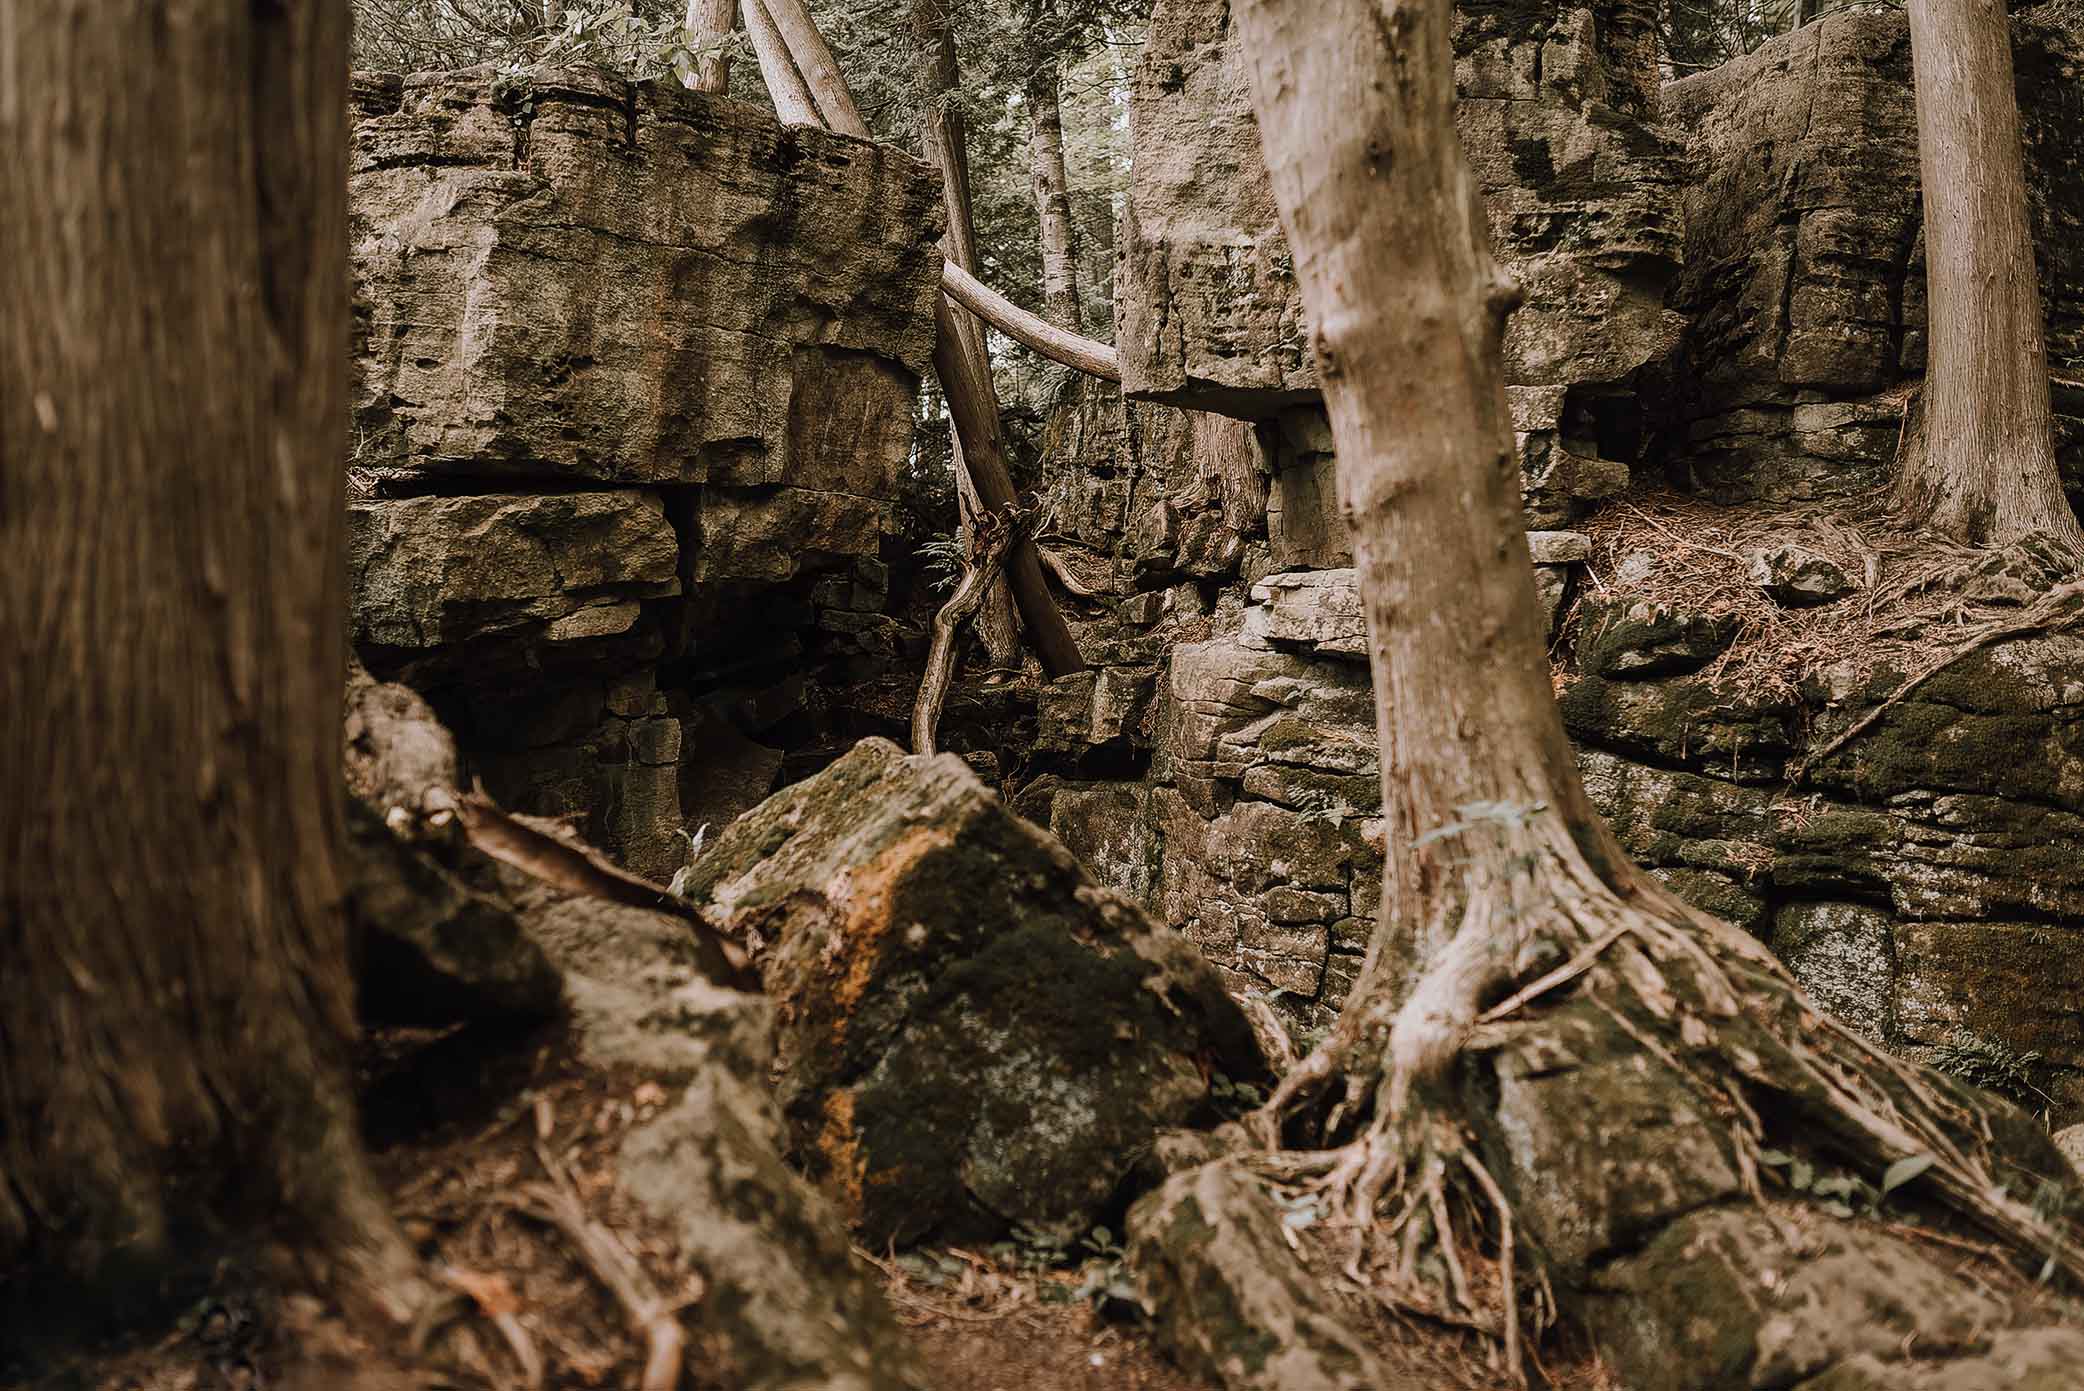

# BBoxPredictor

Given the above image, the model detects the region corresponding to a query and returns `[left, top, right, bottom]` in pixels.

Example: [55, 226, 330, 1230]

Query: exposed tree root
[1196, 836, 2084, 1387]
[912, 504, 1028, 756]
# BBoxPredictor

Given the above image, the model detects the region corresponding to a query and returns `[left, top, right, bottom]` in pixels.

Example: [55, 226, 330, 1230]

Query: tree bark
[757, 0, 864, 134]
[915, 0, 1081, 673]
[1025, 49, 1084, 332]
[0, 0, 425, 1353]
[1896, 0, 2082, 549]
[1206, 0, 2084, 1378]
[684, 0, 737, 94]
[745, 0, 821, 126]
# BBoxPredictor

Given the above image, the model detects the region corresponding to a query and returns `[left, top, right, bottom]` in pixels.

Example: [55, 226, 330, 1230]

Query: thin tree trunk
[909, 0, 1029, 673]
[1026, 53, 1084, 331]
[757, 0, 862, 133]
[1, 0, 425, 1346]
[745, 0, 820, 126]
[752, 0, 1083, 675]
[1896, 0, 2081, 548]
[684, 0, 737, 94]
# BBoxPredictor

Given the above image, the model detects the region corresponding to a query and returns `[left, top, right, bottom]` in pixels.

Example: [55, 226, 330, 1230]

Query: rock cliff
[346, 67, 943, 877]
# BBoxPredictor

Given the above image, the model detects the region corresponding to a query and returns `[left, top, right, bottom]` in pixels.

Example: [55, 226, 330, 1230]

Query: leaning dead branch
[940, 259, 1120, 382]
[457, 790, 754, 987]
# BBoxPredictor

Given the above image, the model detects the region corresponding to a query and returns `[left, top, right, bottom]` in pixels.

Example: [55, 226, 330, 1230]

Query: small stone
[2056, 1124, 2084, 1179]
[1749, 544, 1852, 607]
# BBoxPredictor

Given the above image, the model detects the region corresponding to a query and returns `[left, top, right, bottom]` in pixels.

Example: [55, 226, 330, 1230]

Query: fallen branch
[1793, 579, 2084, 784]
[941, 259, 1119, 383]
[457, 789, 755, 988]
[510, 1146, 689, 1391]
[913, 507, 1027, 756]
[1036, 544, 1107, 599]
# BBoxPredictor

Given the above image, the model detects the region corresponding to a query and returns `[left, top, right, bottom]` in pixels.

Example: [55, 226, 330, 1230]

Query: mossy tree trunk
[1214, 0, 2084, 1378]
[0, 0, 425, 1356]
[1896, 0, 2082, 549]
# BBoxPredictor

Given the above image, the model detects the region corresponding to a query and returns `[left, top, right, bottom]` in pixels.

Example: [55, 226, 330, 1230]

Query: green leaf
[1790, 1158, 1814, 1190]
[1090, 1226, 1111, 1246]
[1882, 1154, 1935, 1195]
[1758, 1149, 1793, 1167]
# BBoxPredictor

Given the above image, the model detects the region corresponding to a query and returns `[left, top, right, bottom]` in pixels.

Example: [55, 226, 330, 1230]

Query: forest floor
[19, 1020, 1618, 1391]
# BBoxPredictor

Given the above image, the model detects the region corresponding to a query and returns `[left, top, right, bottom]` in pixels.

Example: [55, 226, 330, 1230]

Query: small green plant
[916, 534, 966, 595]
[1208, 1070, 1267, 1118]
[1756, 1148, 1934, 1218]
[1929, 1031, 2050, 1111]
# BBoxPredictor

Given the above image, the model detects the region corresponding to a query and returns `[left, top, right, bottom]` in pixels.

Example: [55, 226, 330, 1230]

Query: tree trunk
[911, 0, 1047, 674]
[0, 0, 424, 1356]
[745, 0, 821, 126]
[1896, 0, 2081, 548]
[684, 0, 737, 94]
[1026, 54, 1083, 332]
[1181, 1, 2084, 1382]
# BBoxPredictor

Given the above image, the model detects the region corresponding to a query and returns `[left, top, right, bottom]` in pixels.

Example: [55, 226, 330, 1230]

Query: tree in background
[1895, 0, 2082, 548]
[1, 0, 428, 1360]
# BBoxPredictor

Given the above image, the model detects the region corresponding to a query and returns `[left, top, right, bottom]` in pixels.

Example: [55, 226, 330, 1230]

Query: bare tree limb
[941, 258, 1119, 381]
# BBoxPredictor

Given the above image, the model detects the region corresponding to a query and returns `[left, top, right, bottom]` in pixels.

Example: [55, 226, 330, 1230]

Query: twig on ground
[506, 1145, 689, 1391]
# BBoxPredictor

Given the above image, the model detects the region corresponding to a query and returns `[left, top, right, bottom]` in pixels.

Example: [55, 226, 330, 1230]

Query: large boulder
[675, 737, 1266, 1246]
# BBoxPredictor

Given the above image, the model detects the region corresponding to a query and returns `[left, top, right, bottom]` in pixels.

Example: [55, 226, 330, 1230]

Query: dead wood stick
[941, 259, 1119, 382]
[1794, 580, 2084, 784]
[1035, 543, 1106, 599]
[513, 1148, 689, 1391]
[457, 790, 756, 989]
[751, 0, 1087, 678]
[914, 510, 1024, 755]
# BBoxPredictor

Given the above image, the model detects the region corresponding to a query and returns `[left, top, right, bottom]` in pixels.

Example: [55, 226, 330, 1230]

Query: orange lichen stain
[814, 1088, 867, 1213]
[825, 825, 956, 1039]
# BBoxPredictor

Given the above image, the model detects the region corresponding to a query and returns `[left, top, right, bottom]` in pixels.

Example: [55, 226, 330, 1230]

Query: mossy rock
[684, 737, 1266, 1246]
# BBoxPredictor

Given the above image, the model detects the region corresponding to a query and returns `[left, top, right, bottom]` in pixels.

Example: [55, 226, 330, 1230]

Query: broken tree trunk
[1895, 0, 2083, 549]
[0, 0, 432, 1361]
[1121, 3, 2084, 1387]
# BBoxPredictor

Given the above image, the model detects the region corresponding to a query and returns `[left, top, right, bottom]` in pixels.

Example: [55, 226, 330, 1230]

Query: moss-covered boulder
[678, 737, 1267, 1246]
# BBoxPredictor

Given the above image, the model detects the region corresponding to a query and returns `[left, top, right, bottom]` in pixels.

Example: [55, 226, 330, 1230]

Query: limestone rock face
[1665, 7, 2084, 501]
[1120, 0, 1687, 528]
[676, 738, 1265, 1247]
[349, 66, 939, 491]
[346, 67, 943, 876]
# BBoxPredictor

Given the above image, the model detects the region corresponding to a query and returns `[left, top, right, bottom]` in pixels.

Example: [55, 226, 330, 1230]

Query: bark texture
[0, 0, 419, 1354]
[1896, 0, 2083, 547]
[685, 0, 737, 93]
[1025, 36, 1084, 331]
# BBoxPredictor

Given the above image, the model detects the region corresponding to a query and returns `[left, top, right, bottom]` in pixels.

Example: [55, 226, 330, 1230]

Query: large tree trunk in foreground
[1895, 0, 2082, 549]
[0, 0, 422, 1356]
[1150, 1, 2084, 1384]
[1024, 38, 1084, 333]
